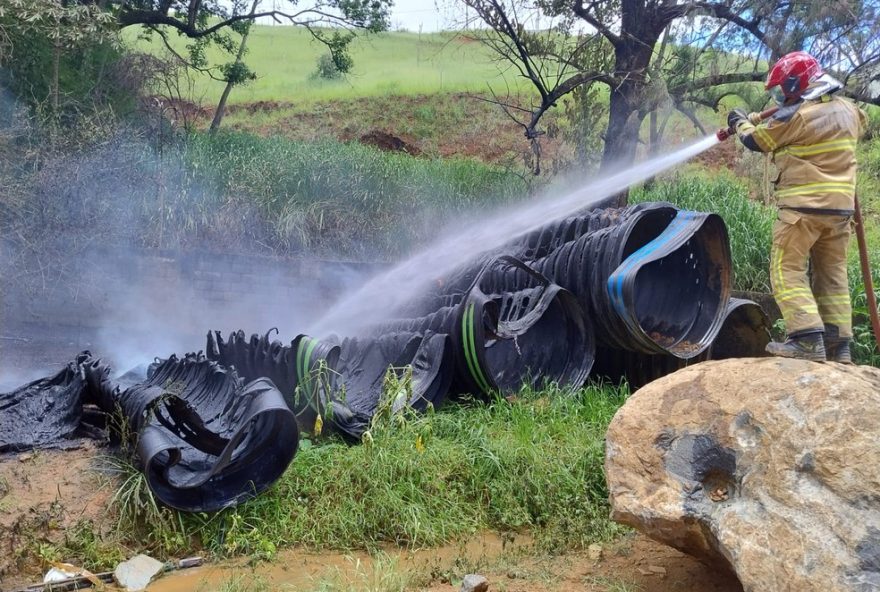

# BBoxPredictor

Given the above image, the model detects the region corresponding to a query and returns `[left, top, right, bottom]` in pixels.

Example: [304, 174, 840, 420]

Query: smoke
[87, 251, 374, 374]
[0, 108, 376, 384]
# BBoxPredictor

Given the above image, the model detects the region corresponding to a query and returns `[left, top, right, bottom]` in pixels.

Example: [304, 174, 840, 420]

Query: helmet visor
[769, 86, 787, 105]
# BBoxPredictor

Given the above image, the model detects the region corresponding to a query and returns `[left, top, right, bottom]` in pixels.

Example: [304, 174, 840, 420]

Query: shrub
[313, 53, 346, 80]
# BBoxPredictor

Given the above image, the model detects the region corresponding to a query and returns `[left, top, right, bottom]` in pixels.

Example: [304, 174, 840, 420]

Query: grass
[181, 131, 531, 256]
[1, 126, 531, 263]
[219, 91, 558, 167]
[209, 574, 271, 592]
[308, 554, 423, 592]
[128, 27, 525, 106]
[95, 382, 626, 568]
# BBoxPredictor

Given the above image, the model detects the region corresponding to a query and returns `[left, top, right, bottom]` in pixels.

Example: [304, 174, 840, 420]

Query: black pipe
[508, 204, 732, 358]
[380, 256, 595, 399]
[591, 297, 771, 388]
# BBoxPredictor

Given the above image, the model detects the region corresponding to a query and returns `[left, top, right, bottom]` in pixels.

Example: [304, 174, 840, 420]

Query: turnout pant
[770, 209, 853, 338]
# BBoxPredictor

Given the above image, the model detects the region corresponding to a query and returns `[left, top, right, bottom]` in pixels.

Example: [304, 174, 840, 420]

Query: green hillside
[129, 26, 525, 105]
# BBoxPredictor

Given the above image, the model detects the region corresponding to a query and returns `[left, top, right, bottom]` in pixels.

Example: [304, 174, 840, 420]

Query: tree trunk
[601, 87, 647, 206]
[210, 81, 236, 133]
[598, 13, 662, 205]
[602, 85, 645, 169]
[209, 0, 259, 133]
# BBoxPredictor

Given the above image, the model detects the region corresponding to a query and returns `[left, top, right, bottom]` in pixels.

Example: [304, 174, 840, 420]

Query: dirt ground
[0, 443, 115, 587]
[421, 535, 744, 592]
[0, 446, 742, 592]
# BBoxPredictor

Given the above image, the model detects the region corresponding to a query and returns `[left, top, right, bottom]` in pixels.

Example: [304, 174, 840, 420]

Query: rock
[113, 554, 165, 591]
[605, 358, 880, 592]
[647, 565, 667, 576]
[460, 573, 489, 592]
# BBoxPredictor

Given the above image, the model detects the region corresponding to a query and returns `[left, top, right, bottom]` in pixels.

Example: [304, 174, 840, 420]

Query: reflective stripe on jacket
[734, 95, 867, 211]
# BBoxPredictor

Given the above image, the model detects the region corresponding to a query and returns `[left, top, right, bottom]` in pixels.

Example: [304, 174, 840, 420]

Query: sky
[254, 0, 471, 33]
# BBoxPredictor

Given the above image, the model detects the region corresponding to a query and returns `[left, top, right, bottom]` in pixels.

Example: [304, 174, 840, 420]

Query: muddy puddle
[149, 533, 532, 591]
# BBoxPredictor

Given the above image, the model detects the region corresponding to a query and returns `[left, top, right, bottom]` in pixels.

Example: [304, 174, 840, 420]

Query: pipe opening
[631, 214, 730, 357]
[619, 208, 678, 260]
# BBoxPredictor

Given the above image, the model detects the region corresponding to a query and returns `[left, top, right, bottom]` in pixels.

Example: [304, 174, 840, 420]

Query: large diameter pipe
[508, 203, 733, 358]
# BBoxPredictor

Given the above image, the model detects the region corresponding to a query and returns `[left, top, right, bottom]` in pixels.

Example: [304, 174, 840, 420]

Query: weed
[207, 573, 270, 592]
[413, 105, 436, 122]
[36, 542, 61, 564]
[309, 553, 423, 592]
[849, 260, 880, 366]
[98, 454, 189, 552]
[55, 519, 128, 571]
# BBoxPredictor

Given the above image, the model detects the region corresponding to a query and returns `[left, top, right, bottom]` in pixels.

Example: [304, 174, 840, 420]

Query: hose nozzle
[716, 127, 734, 142]
[716, 106, 779, 143]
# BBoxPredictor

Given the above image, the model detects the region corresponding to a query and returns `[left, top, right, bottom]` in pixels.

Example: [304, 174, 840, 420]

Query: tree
[464, 0, 880, 182]
[0, 0, 117, 112]
[119, 0, 391, 105]
[1, 0, 391, 116]
[209, 0, 260, 133]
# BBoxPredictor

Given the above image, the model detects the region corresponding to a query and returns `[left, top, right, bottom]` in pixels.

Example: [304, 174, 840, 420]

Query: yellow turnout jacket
[734, 94, 867, 213]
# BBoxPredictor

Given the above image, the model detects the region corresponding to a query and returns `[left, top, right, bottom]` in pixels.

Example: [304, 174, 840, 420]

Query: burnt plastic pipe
[384, 256, 595, 398]
[591, 296, 771, 388]
[503, 203, 732, 358]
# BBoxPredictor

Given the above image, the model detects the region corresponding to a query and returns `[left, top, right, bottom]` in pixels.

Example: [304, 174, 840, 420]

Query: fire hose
[718, 106, 880, 350]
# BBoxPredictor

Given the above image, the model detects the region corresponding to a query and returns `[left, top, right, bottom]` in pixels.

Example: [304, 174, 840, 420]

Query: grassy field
[129, 26, 526, 105]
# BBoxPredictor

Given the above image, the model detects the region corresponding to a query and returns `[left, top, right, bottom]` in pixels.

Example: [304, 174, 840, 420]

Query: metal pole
[853, 194, 880, 350]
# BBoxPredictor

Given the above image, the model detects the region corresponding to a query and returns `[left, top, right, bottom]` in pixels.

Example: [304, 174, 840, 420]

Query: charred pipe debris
[0, 202, 769, 511]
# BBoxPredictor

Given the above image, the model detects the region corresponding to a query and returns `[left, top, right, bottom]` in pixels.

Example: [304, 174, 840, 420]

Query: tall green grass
[182, 131, 530, 256]
[2, 128, 530, 262]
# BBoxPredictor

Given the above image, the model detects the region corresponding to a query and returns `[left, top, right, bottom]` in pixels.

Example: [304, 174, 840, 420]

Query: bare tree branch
[668, 70, 767, 96]
[572, 0, 622, 47]
[674, 101, 708, 135]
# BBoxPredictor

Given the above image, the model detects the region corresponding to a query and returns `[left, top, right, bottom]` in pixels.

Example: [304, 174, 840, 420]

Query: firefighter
[728, 51, 867, 363]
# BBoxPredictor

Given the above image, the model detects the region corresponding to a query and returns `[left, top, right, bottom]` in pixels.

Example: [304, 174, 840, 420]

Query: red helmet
[766, 51, 823, 100]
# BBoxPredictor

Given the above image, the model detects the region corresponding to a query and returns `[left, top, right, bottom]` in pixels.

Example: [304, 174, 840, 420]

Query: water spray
[310, 135, 721, 337]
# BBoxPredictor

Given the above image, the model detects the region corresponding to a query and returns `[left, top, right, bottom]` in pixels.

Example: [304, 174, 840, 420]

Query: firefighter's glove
[748, 111, 763, 125]
[727, 108, 749, 131]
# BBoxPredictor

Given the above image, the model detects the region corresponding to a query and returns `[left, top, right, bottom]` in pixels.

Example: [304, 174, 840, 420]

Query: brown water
[148, 533, 532, 591]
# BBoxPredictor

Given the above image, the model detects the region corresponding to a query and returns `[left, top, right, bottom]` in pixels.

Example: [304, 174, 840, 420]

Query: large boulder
[605, 358, 880, 592]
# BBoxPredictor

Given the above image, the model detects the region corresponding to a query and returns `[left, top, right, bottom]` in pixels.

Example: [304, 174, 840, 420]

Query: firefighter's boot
[824, 324, 853, 364]
[765, 330, 827, 362]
